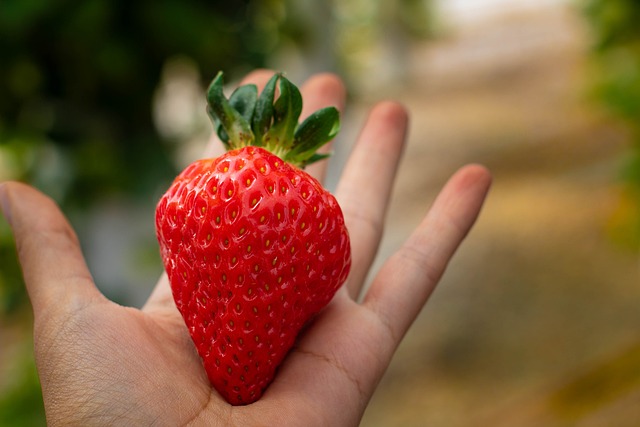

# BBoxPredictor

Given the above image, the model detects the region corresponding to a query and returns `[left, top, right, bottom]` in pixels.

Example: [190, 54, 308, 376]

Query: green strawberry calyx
[206, 71, 340, 168]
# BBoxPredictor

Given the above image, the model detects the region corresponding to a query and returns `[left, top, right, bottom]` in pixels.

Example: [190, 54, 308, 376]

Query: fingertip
[431, 164, 492, 241]
[0, 182, 102, 315]
[369, 100, 409, 126]
[460, 163, 492, 178]
[301, 72, 347, 110]
[1, 181, 56, 224]
[0, 181, 85, 262]
[356, 101, 409, 157]
[452, 164, 493, 197]
[303, 71, 344, 87]
[0, 181, 38, 227]
[239, 69, 277, 93]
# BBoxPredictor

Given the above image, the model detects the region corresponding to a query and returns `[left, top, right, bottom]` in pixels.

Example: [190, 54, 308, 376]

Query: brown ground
[357, 5, 640, 427]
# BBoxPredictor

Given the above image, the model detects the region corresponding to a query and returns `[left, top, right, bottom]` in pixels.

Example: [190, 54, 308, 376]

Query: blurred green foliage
[0, 345, 45, 427]
[584, 0, 640, 248]
[0, 220, 26, 314]
[0, 0, 285, 207]
[0, 1, 433, 423]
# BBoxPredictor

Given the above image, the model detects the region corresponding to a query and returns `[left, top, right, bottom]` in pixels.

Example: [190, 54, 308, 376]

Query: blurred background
[1, 0, 639, 425]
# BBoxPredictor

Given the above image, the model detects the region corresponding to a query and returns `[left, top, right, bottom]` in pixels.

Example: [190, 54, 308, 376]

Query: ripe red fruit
[155, 72, 351, 405]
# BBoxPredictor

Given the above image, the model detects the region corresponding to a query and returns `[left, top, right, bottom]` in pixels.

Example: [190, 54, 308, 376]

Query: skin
[0, 70, 492, 426]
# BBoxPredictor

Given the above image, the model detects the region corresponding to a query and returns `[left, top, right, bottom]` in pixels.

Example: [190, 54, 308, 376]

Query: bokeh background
[1, 0, 639, 425]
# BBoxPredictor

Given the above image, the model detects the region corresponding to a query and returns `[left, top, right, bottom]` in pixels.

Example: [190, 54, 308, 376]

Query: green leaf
[252, 73, 279, 146]
[203, 71, 341, 166]
[214, 84, 257, 147]
[301, 152, 332, 168]
[285, 107, 340, 167]
[293, 107, 340, 150]
[229, 84, 258, 124]
[264, 75, 303, 155]
[206, 72, 254, 149]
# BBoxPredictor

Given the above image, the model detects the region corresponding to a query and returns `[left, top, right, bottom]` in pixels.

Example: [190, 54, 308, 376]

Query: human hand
[0, 70, 491, 426]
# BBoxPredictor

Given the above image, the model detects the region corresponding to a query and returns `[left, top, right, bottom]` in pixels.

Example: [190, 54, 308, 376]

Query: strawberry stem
[206, 72, 340, 168]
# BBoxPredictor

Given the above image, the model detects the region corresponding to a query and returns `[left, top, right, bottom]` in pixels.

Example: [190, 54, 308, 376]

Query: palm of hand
[42, 282, 389, 425]
[0, 70, 491, 426]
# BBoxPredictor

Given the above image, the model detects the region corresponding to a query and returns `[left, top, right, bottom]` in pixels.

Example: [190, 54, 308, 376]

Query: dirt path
[359, 5, 640, 426]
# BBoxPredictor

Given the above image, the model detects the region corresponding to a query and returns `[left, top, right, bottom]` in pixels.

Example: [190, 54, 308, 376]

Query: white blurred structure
[436, 0, 570, 27]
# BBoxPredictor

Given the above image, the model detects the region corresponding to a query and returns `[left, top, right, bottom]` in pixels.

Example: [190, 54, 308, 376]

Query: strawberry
[155, 72, 351, 405]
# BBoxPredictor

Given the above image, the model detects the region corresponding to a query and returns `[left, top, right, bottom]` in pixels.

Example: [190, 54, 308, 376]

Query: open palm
[0, 70, 491, 426]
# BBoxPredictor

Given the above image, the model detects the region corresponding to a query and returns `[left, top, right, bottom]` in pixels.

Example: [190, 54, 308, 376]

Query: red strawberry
[155, 72, 351, 405]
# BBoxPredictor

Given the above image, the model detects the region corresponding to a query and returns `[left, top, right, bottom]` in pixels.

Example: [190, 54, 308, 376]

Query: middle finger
[336, 101, 408, 300]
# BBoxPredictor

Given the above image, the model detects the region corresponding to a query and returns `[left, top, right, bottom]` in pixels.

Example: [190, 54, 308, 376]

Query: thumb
[0, 182, 104, 319]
